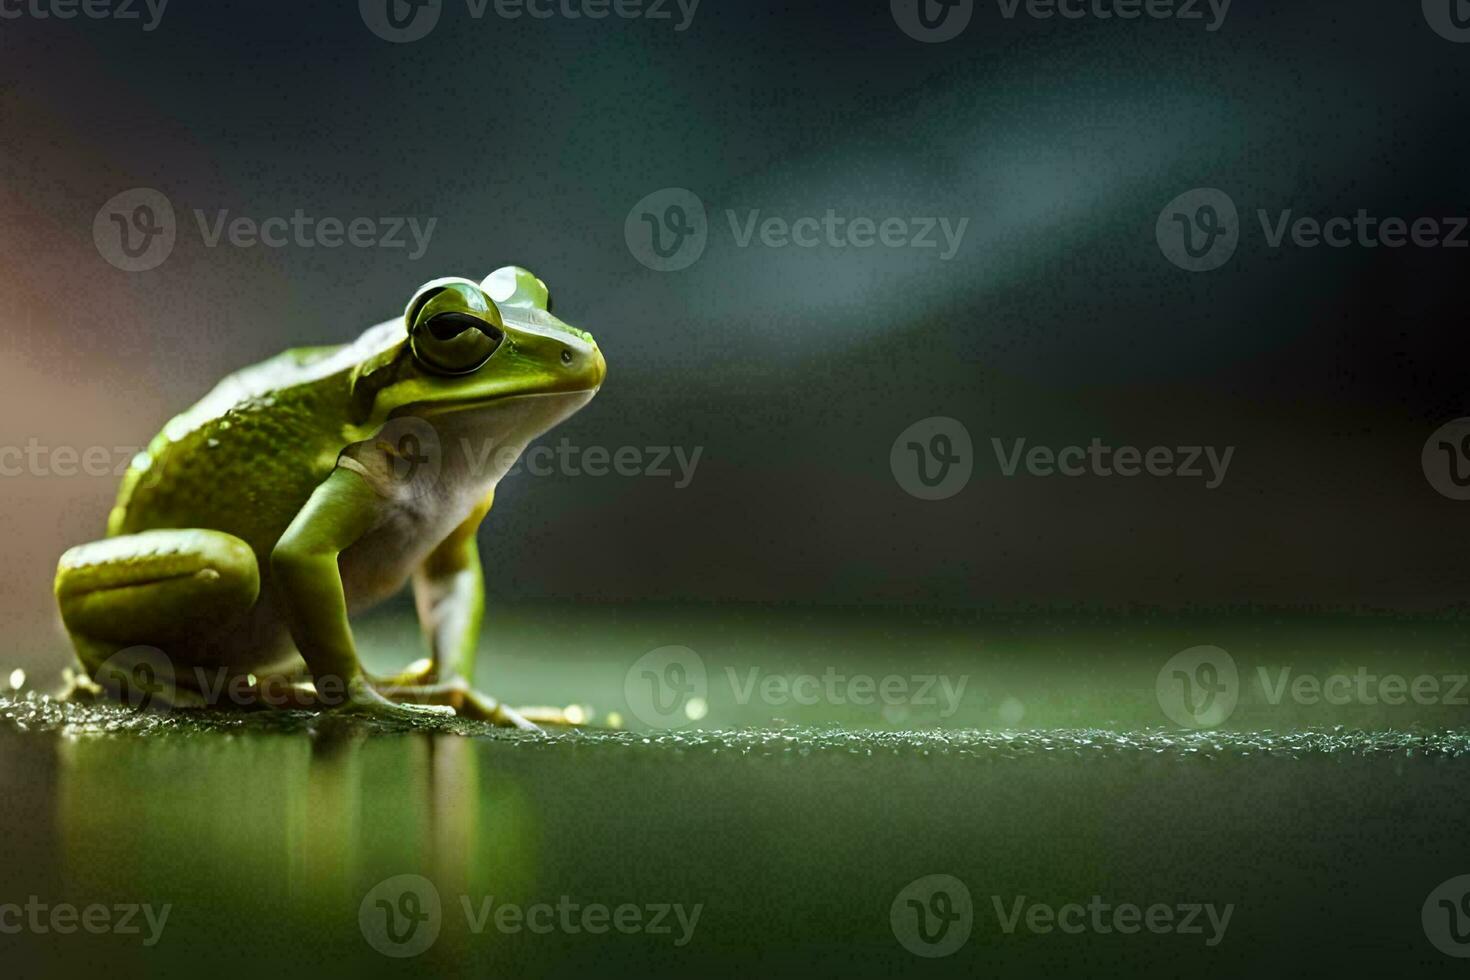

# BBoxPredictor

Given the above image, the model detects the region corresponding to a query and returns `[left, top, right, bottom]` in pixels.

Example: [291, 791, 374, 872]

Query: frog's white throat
[410, 389, 597, 497]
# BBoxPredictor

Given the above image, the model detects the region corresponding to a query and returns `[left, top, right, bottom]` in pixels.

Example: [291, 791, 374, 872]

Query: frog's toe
[371, 678, 541, 731]
[339, 678, 454, 721]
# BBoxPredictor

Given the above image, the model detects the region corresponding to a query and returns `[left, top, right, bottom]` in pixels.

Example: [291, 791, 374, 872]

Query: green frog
[54, 267, 605, 727]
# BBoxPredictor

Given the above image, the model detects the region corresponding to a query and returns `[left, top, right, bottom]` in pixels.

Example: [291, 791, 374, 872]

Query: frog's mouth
[396, 389, 597, 452]
[392, 387, 597, 422]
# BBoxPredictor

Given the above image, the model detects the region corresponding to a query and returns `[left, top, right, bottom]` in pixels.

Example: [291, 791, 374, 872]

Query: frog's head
[348, 267, 605, 479]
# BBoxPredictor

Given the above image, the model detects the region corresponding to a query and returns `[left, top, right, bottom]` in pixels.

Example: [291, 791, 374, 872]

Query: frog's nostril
[560, 349, 573, 366]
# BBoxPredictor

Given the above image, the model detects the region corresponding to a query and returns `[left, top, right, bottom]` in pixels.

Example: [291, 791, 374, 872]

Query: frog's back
[109, 345, 353, 561]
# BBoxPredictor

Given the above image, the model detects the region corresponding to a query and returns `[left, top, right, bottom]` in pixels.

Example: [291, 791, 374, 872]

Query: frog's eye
[404, 278, 506, 375]
[410, 311, 503, 375]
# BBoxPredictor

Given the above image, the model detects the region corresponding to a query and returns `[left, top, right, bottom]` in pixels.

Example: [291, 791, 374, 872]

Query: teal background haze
[3, 7, 1470, 979]
[0, 0, 1466, 666]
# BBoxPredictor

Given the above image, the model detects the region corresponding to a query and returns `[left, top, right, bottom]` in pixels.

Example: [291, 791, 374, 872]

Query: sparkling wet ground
[4, 604, 1470, 977]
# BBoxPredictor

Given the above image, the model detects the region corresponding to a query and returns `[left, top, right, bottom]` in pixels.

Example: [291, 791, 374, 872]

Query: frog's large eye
[405, 279, 506, 375]
[411, 311, 503, 375]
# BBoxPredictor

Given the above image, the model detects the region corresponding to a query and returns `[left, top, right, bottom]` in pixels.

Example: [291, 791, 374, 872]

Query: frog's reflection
[55, 724, 536, 927]
[294, 726, 484, 911]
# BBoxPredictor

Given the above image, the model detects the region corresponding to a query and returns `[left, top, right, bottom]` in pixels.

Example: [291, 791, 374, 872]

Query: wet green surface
[5, 604, 1470, 977]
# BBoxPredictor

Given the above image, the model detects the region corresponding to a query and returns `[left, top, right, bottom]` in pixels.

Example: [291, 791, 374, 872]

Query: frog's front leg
[369, 491, 542, 730]
[411, 491, 494, 686]
[270, 467, 442, 719]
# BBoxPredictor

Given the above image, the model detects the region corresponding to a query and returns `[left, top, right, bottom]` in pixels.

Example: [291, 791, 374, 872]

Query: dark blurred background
[1, 0, 1467, 672]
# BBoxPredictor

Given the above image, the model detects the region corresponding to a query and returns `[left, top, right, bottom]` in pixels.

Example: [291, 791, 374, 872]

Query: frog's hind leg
[55, 529, 260, 708]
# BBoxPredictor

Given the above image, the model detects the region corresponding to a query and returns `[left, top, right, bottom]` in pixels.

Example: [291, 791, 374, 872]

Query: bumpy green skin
[54, 267, 605, 723]
[112, 353, 351, 558]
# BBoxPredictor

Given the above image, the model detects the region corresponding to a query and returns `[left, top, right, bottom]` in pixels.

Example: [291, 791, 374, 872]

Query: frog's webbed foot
[339, 676, 456, 721]
[368, 677, 544, 731]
